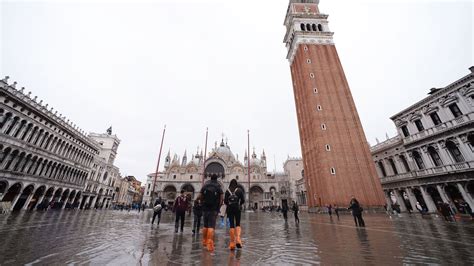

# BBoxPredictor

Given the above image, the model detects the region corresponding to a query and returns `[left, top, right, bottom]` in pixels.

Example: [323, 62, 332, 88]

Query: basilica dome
[215, 139, 236, 162]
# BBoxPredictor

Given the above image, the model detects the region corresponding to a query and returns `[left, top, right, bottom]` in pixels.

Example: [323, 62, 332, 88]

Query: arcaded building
[0, 77, 122, 211]
[283, 0, 385, 209]
[371, 67, 474, 213]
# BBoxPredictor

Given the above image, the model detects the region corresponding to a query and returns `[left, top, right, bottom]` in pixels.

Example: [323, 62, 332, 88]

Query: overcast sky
[1, 0, 472, 183]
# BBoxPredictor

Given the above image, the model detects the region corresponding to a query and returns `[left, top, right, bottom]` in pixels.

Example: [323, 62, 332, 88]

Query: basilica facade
[143, 140, 301, 210]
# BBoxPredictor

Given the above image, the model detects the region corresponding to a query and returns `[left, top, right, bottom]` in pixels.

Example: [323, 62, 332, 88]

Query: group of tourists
[151, 174, 245, 253]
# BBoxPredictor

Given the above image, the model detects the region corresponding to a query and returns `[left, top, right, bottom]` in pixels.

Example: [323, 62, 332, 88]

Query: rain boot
[207, 228, 215, 252]
[235, 226, 242, 248]
[229, 228, 236, 250]
[202, 228, 208, 247]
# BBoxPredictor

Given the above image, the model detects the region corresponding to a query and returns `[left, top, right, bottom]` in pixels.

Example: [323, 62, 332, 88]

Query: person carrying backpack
[173, 190, 189, 233]
[151, 197, 163, 226]
[224, 179, 245, 250]
[198, 174, 223, 253]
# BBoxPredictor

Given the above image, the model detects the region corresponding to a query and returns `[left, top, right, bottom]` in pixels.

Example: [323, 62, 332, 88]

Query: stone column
[79, 195, 88, 209]
[457, 183, 474, 211]
[456, 136, 473, 161]
[436, 185, 450, 203]
[420, 147, 434, 169]
[406, 188, 419, 212]
[1, 117, 14, 134]
[394, 190, 407, 212]
[22, 193, 35, 210]
[420, 186, 437, 213]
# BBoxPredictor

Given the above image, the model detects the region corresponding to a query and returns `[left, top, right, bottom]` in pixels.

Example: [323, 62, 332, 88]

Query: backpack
[203, 183, 219, 207]
[153, 203, 162, 212]
[227, 188, 240, 207]
[175, 196, 187, 211]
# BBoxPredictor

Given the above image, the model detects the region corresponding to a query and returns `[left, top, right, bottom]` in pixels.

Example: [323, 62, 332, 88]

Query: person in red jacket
[173, 190, 189, 233]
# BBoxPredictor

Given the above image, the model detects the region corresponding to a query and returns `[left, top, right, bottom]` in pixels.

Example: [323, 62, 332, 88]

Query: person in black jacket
[224, 179, 245, 250]
[192, 198, 203, 235]
[348, 196, 365, 227]
[292, 201, 300, 224]
[151, 197, 163, 226]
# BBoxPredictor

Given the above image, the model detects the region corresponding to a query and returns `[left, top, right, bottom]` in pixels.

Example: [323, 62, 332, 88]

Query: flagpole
[151, 125, 166, 206]
[201, 127, 208, 185]
[247, 129, 251, 210]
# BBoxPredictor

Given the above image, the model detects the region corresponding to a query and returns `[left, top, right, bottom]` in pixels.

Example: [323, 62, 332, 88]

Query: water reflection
[0, 210, 473, 265]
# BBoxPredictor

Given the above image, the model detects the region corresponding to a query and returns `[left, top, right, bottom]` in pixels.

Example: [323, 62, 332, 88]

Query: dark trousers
[228, 210, 241, 228]
[353, 214, 365, 227]
[294, 211, 299, 223]
[193, 214, 202, 232]
[203, 211, 218, 228]
[175, 211, 186, 231]
[152, 211, 161, 225]
[283, 210, 288, 220]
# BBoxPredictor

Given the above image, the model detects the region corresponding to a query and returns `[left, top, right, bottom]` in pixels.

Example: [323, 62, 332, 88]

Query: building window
[304, 46, 308, 51]
[401, 126, 410, 137]
[378, 161, 387, 177]
[236, 175, 239, 180]
[309, 73, 315, 79]
[330, 167, 336, 175]
[414, 119, 424, 132]
[306, 23, 311, 31]
[446, 141, 464, 163]
[313, 88, 318, 94]
[317, 105, 322, 111]
[312, 24, 317, 31]
[428, 146, 443, 166]
[173, 175, 176, 179]
[190, 175, 193, 179]
[306, 59, 311, 64]
[318, 24, 323, 31]
[388, 158, 398, 175]
[412, 151, 425, 170]
[300, 23, 305, 31]
[325, 144, 331, 151]
[430, 112, 442, 126]
[448, 103, 462, 118]
[321, 124, 327, 130]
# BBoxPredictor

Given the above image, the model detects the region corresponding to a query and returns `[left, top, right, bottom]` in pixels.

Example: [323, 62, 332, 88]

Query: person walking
[415, 202, 424, 215]
[348, 196, 365, 227]
[224, 179, 245, 250]
[327, 204, 333, 217]
[334, 204, 340, 220]
[173, 190, 189, 233]
[151, 197, 163, 226]
[282, 200, 289, 221]
[199, 174, 223, 253]
[292, 201, 300, 224]
[192, 198, 203, 235]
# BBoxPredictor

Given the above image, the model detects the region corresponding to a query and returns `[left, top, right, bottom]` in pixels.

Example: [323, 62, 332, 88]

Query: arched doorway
[444, 184, 464, 211]
[38, 187, 55, 210]
[13, 184, 34, 211]
[60, 189, 70, 208]
[1, 182, 22, 204]
[181, 183, 195, 200]
[73, 192, 82, 208]
[67, 191, 76, 209]
[28, 186, 46, 210]
[250, 186, 264, 210]
[163, 185, 177, 207]
[426, 186, 443, 208]
[51, 188, 63, 209]
[412, 188, 427, 210]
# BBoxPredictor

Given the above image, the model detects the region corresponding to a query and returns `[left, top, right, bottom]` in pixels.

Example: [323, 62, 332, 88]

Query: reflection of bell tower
[283, 0, 384, 208]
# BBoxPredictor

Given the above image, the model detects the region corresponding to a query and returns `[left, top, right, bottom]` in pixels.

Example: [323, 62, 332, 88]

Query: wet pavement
[0, 210, 473, 265]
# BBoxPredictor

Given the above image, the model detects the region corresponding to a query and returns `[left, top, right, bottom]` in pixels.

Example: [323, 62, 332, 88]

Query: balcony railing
[380, 160, 473, 184]
[403, 112, 474, 144]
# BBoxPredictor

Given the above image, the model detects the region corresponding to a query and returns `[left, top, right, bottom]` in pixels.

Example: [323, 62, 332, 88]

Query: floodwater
[0, 210, 473, 265]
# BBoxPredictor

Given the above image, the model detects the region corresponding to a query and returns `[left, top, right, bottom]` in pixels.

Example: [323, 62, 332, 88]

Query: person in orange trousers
[198, 174, 223, 252]
[224, 179, 245, 250]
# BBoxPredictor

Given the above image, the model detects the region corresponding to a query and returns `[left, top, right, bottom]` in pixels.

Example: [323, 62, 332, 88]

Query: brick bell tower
[283, 0, 385, 209]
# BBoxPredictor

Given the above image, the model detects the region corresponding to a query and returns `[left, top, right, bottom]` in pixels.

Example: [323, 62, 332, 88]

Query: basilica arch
[249, 185, 264, 210]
